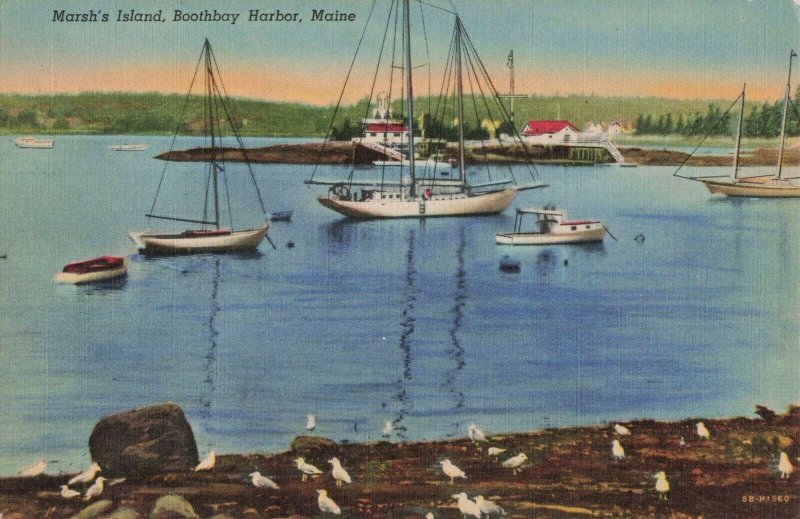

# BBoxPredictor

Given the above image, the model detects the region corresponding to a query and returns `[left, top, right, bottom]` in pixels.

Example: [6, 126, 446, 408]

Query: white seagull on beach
[249, 471, 279, 489]
[317, 489, 341, 515]
[468, 423, 487, 443]
[654, 471, 670, 500]
[59, 485, 81, 499]
[306, 414, 316, 432]
[679, 437, 686, 447]
[613, 424, 631, 436]
[440, 459, 467, 484]
[612, 440, 626, 461]
[425, 513, 434, 519]
[382, 420, 393, 438]
[68, 462, 101, 485]
[696, 421, 711, 440]
[18, 459, 47, 477]
[475, 495, 506, 517]
[194, 450, 216, 472]
[778, 451, 794, 478]
[294, 457, 323, 482]
[328, 457, 352, 486]
[83, 477, 107, 501]
[502, 453, 528, 475]
[452, 492, 481, 519]
[487, 447, 507, 457]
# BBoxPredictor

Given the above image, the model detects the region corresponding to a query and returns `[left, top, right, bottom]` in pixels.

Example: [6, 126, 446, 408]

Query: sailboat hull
[317, 189, 516, 219]
[129, 225, 268, 254]
[700, 178, 800, 197]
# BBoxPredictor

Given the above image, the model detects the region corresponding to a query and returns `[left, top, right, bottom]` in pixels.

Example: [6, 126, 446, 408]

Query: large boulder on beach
[89, 403, 199, 477]
[291, 435, 337, 455]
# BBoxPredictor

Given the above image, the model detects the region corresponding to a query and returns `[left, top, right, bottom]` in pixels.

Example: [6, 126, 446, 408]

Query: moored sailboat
[697, 50, 800, 197]
[129, 40, 270, 254]
[306, 0, 545, 219]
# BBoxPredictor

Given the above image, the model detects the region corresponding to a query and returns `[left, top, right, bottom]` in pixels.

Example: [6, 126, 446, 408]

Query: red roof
[521, 120, 578, 136]
[366, 123, 407, 133]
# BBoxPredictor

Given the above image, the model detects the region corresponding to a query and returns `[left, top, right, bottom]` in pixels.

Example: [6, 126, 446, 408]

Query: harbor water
[0, 135, 797, 475]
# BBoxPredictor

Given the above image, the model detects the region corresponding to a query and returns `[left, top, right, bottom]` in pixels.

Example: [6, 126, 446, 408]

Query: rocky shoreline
[0, 404, 798, 518]
[155, 141, 800, 168]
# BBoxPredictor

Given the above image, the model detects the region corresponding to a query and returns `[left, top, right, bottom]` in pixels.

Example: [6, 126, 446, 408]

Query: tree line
[635, 87, 800, 138]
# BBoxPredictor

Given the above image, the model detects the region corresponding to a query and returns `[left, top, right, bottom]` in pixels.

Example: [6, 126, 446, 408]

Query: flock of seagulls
[13, 415, 797, 516]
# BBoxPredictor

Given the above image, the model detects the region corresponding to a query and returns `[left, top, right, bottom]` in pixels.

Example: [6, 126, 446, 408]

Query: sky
[0, 0, 799, 104]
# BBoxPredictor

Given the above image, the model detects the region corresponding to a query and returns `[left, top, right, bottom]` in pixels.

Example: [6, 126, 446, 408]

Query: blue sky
[0, 0, 798, 103]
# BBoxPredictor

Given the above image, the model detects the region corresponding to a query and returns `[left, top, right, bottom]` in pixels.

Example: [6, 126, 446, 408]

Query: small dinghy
[55, 256, 127, 284]
[270, 210, 294, 222]
[108, 143, 149, 152]
[496, 208, 606, 245]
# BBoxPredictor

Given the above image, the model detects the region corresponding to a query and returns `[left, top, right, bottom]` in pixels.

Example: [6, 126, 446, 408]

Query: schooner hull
[700, 179, 800, 197]
[129, 226, 268, 255]
[317, 189, 516, 219]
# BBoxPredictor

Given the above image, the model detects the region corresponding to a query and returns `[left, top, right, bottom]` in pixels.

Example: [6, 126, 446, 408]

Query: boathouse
[520, 120, 579, 144]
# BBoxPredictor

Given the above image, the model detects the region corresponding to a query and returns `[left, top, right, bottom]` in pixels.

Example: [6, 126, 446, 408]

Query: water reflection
[443, 227, 466, 437]
[391, 227, 417, 440]
[197, 258, 220, 436]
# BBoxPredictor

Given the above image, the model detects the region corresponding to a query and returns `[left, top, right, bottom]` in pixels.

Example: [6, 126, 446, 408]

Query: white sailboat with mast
[129, 39, 270, 254]
[698, 50, 800, 197]
[306, 0, 545, 219]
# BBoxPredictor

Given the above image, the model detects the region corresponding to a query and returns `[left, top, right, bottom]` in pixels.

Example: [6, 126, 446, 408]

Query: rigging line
[381, 0, 401, 194]
[309, 0, 379, 183]
[149, 42, 206, 217]
[207, 51, 270, 219]
[417, 0, 456, 15]
[462, 44, 492, 182]
[351, 0, 397, 189]
[433, 27, 457, 126]
[672, 92, 741, 179]
[462, 28, 518, 184]
[459, 26, 540, 183]
[417, 0, 432, 117]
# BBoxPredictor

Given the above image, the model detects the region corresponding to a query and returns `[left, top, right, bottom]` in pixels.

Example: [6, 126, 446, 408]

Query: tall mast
[402, 0, 416, 196]
[509, 50, 515, 126]
[455, 17, 466, 187]
[777, 49, 796, 180]
[205, 39, 220, 229]
[732, 84, 745, 182]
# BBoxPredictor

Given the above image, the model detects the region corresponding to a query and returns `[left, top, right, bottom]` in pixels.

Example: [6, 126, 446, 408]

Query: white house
[584, 121, 603, 134]
[361, 121, 409, 148]
[520, 120, 580, 144]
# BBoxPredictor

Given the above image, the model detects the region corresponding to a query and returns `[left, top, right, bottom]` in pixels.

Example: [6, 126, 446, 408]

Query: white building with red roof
[359, 94, 409, 149]
[520, 120, 579, 144]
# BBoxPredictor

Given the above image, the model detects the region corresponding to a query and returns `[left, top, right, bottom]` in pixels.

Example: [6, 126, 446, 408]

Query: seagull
[83, 477, 107, 501]
[306, 414, 316, 432]
[696, 422, 711, 440]
[654, 471, 670, 500]
[475, 495, 506, 517]
[613, 424, 631, 436]
[425, 513, 434, 519]
[382, 420, 393, 438]
[487, 447, 507, 457]
[679, 437, 686, 447]
[612, 439, 626, 461]
[18, 459, 47, 477]
[440, 459, 467, 484]
[501, 453, 528, 475]
[68, 462, 101, 485]
[317, 489, 341, 515]
[249, 471, 279, 489]
[294, 457, 323, 482]
[328, 457, 352, 487]
[468, 423, 487, 443]
[60, 485, 81, 499]
[194, 450, 216, 472]
[778, 451, 794, 479]
[452, 492, 481, 519]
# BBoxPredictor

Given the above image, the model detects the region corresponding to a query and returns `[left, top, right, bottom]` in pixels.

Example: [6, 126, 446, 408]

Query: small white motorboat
[15, 136, 54, 149]
[55, 256, 127, 284]
[109, 143, 149, 151]
[496, 208, 606, 245]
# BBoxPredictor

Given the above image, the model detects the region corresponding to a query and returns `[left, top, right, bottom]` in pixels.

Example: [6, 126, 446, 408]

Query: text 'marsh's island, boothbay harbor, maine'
[1, 1, 800, 518]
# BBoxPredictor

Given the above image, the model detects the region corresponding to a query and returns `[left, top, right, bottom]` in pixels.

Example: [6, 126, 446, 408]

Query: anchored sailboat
[696, 50, 800, 197]
[129, 40, 270, 254]
[306, 0, 545, 219]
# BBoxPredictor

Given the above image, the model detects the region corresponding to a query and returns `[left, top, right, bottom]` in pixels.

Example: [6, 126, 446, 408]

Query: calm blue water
[0, 135, 798, 476]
